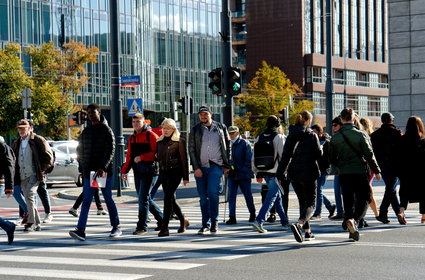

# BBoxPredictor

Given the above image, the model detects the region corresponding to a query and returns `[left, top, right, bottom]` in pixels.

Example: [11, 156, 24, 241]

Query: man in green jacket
[329, 108, 381, 241]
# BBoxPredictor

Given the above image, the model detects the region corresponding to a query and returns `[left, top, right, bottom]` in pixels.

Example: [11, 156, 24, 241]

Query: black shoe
[330, 214, 344, 220]
[291, 223, 303, 243]
[266, 213, 276, 223]
[24, 224, 34, 232]
[249, 213, 256, 223]
[225, 216, 237, 225]
[376, 215, 390, 224]
[328, 204, 336, 218]
[197, 226, 210, 235]
[358, 218, 368, 228]
[305, 231, 315, 241]
[346, 219, 359, 242]
[34, 224, 41, 231]
[6, 223, 15, 245]
[210, 223, 218, 235]
[69, 229, 86, 241]
[154, 222, 162, 231]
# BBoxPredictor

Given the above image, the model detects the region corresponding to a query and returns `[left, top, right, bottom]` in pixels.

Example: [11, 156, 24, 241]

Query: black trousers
[73, 188, 103, 210]
[160, 169, 184, 227]
[339, 173, 370, 222]
[292, 180, 316, 230]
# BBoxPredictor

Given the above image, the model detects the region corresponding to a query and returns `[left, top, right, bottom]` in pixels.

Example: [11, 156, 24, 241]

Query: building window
[367, 96, 381, 117]
[347, 94, 359, 112]
[357, 72, 368, 87]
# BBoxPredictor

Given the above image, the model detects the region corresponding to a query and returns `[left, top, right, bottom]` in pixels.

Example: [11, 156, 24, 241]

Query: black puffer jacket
[318, 134, 331, 174]
[77, 115, 115, 178]
[277, 125, 322, 182]
[370, 123, 402, 172]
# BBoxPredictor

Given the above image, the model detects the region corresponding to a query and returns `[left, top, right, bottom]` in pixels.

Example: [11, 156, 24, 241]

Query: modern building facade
[245, 0, 389, 125]
[0, 0, 223, 124]
[388, 0, 425, 130]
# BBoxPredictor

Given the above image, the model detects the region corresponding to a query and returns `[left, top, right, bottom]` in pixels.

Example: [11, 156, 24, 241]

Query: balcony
[232, 10, 246, 18]
[232, 32, 247, 44]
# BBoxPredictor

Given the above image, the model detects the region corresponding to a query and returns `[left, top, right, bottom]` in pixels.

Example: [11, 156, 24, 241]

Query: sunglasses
[332, 124, 340, 127]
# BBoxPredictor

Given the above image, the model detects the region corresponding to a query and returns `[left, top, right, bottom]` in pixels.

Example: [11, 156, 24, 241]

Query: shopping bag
[90, 171, 107, 188]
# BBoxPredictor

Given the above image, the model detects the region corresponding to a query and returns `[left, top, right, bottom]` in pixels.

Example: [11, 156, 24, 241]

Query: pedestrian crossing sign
[127, 98, 143, 116]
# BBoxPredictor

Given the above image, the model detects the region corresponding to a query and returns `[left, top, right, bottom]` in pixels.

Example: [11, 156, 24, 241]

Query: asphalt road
[0, 176, 424, 279]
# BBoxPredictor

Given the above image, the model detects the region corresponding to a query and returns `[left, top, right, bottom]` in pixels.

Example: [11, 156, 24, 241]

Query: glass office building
[0, 0, 223, 117]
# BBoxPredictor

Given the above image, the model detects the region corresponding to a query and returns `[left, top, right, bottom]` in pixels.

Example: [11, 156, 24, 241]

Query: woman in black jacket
[156, 118, 190, 237]
[277, 110, 322, 243]
[397, 116, 425, 224]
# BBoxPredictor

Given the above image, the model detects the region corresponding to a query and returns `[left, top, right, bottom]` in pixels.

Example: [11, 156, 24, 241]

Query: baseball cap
[16, 119, 31, 128]
[198, 106, 211, 114]
[381, 112, 394, 123]
[228, 126, 239, 133]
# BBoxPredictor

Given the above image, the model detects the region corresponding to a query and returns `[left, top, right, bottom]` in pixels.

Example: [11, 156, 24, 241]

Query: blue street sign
[120, 75, 140, 87]
[127, 98, 143, 116]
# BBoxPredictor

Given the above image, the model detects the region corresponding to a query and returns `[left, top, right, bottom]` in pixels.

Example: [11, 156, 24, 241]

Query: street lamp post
[325, 0, 333, 135]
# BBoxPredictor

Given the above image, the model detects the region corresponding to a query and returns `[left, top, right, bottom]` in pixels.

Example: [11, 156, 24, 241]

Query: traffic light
[229, 67, 242, 96]
[208, 68, 222, 96]
[72, 111, 87, 125]
[278, 107, 289, 124]
[177, 97, 186, 114]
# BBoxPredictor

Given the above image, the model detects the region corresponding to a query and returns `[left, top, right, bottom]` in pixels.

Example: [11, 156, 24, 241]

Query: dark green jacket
[329, 123, 380, 175]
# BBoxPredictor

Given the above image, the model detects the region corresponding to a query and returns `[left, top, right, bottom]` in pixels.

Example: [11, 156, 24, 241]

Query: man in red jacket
[121, 113, 163, 234]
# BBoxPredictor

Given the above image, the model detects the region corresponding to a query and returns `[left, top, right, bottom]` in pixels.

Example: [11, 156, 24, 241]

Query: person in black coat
[277, 110, 322, 243]
[0, 136, 16, 244]
[396, 116, 425, 224]
[370, 112, 403, 224]
[69, 103, 121, 241]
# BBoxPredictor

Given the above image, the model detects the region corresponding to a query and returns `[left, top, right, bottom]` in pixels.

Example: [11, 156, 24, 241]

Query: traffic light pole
[110, 0, 124, 196]
[325, 0, 334, 135]
[221, 0, 233, 127]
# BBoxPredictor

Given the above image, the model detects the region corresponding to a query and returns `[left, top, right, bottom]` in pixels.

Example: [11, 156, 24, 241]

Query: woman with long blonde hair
[156, 118, 190, 236]
[359, 117, 379, 226]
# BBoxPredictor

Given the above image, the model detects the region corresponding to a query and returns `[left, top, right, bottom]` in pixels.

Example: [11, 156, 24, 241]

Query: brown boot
[178, 218, 190, 233]
[158, 226, 169, 237]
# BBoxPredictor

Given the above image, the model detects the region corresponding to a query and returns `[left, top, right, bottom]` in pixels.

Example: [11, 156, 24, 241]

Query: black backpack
[254, 131, 278, 170]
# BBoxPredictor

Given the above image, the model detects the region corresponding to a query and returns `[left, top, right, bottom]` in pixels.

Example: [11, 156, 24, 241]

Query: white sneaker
[43, 213, 53, 223]
[97, 209, 108, 215]
[14, 217, 22, 225]
[252, 220, 267, 233]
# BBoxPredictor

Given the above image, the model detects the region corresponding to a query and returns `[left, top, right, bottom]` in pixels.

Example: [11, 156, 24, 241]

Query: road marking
[0, 255, 204, 270]
[0, 267, 150, 280]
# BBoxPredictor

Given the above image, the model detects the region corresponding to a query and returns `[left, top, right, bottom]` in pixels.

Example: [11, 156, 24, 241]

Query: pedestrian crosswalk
[0, 206, 422, 279]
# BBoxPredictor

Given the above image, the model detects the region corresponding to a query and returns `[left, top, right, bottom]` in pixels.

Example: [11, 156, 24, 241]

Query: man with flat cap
[12, 119, 53, 232]
[189, 106, 230, 235]
[370, 112, 403, 224]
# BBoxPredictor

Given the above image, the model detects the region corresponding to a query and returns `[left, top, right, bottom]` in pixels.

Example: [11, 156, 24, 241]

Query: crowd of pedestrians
[1, 104, 424, 245]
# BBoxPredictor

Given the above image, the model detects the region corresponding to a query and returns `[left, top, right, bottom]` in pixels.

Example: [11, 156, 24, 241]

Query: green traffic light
[232, 83, 240, 91]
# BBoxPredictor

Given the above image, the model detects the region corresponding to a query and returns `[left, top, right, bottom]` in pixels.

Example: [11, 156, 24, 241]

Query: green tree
[235, 61, 315, 136]
[0, 44, 31, 135]
[26, 41, 99, 139]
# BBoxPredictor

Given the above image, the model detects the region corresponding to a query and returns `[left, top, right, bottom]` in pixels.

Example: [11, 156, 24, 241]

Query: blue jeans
[256, 176, 288, 225]
[228, 178, 256, 217]
[195, 165, 223, 227]
[13, 185, 28, 213]
[14, 182, 51, 215]
[333, 175, 344, 216]
[149, 175, 161, 199]
[314, 173, 333, 215]
[379, 167, 400, 217]
[134, 172, 163, 230]
[0, 218, 14, 232]
[77, 177, 120, 229]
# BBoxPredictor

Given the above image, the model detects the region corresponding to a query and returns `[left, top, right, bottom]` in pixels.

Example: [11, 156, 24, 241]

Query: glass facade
[0, 0, 222, 114]
[305, 0, 386, 62]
